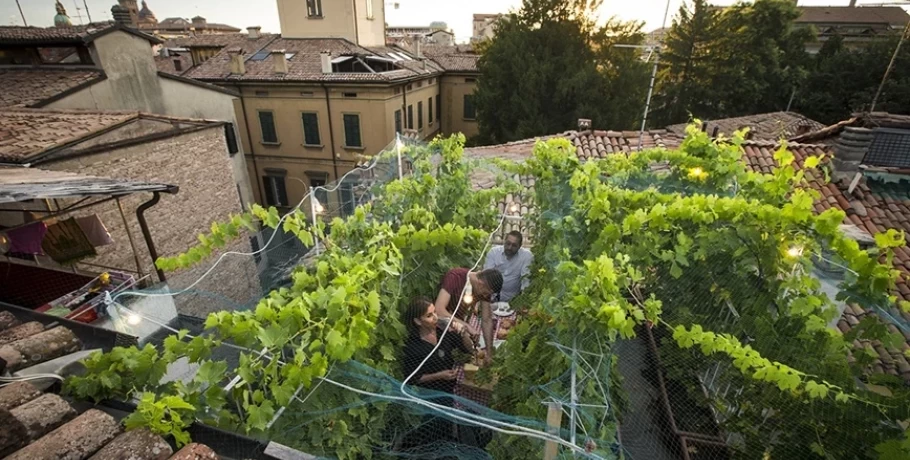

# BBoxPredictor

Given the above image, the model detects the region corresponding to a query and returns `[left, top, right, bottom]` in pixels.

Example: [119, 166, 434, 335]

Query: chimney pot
[578, 118, 592, 131]
[111, 5, 131, 25]
[229, 48, 245, 75]
[271, 49, 288, 74]
[321, 51, 332, 73]
[247, 26, 261, 39]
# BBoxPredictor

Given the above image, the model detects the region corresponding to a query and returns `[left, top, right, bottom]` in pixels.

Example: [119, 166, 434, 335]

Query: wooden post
[544, 402, 563, 460]
[117, 198, 145, 278]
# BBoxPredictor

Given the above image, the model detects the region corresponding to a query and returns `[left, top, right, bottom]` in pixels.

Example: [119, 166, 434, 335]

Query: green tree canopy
[474, 0, 650, 144]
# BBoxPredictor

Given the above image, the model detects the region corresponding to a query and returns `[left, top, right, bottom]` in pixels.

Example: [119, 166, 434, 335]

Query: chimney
[271, 49, 288, 74]
[849, 0, 857, 6]
[320, 51, 332, 73]
[159, 47, 170, 58]
[833, 127, 873, 179]
[111, 5, 132, 26]
[577, 118, 592, 131]
[192, 16, 206, 27]
[247, 26, 261, 39]
[415, 39, 422, 58]
[228, 48, 245, 75]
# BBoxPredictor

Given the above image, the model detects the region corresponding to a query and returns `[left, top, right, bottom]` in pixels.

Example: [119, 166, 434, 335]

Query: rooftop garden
[64, 128, 910, 459]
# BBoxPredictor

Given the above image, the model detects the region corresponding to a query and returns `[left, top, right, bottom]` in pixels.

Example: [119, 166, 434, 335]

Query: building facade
[795, 6, 910, 53]
[472, 13, 503, 43]
[276, 0, 386, 46]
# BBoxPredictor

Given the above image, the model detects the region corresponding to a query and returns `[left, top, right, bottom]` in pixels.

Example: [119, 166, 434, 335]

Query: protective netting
[81, 127, 910, 460]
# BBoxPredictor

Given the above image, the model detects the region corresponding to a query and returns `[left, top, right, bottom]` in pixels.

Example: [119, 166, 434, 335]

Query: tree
[474, 0, 649, 145]
[653, 0, 811, 126]
[795, 32, 910, 124]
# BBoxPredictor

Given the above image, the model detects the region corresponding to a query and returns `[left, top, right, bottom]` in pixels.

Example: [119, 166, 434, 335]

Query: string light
[126, 313, 142, 326]
[509, 203, 519, 214]
[688, 166, 708, 180]
[786, 245, 804, 258]
[313, 199, 324, 214]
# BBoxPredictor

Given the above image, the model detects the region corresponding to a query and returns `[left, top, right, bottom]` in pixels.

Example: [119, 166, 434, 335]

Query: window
[407, 105, 414, 129]
[301, 91, 315, 96]
[394, 109, 402, 134]
[416, 81, 423, 88]
[394, 87, 401, 95]
[428, 97, 433, 124]
[436, 94, 441, 123]
[307, 0, 323, 17]
[463, 95, 476, 120]
[255, 90, 269, 96]
[465, 77, 477, 83]
[309, 175, 328, 208]
[343, 114, 362, 147]
[224, 123, 239, 154]
[301, 112, 321, 145]
[263, 171, 288, 207]
[365, 0, 374, 19]
[340, 183, 355, 216]
[258, 111, 278, 144]
[418, 101, 423, 129]
[343, 92, 358, 98]
[173, 59, 182, 72]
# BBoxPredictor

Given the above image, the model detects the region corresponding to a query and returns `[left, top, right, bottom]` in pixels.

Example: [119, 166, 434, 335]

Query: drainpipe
[237, 85, 264, 203]
[402, 83, 408, 131]
[352, 0, 360, 45]
[136, 190, 176, 283]
[322, 83, 340, 180]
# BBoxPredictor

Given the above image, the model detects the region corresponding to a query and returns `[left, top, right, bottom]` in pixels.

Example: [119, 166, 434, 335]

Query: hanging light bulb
[126, 313, 142, 326]
[463, 293, 474, 304]
[786, 245, 804, 258]
[463, 278, 474, 304]
[688, 166, 708, 180]
[509, 203, 519, 214]
[314, 199, 324, 214]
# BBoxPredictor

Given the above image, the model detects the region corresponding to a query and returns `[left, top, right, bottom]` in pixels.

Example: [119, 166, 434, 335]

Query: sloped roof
[421, 44, 481, 71]
[185, 37, 442, 83]
[0, 109, 223, 164]
[790, 112, 910, 144]
[0, 69, 105, 108]
[166, 32, 276, 49]
[666, 112, 825, 141]
[466, 129, 682, 161]
[0, 22, 161, 45]
[0, 167, 174, 203]
[797, 6, 910, 25]
[147, 17, 241, 32]
[155, 51, 192, 76]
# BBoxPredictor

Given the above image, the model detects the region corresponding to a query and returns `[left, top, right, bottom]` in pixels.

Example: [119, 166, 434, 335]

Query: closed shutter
[259, 111, 278, 143]
[302, 112, 321, 145]
[343, 114, 362, 147]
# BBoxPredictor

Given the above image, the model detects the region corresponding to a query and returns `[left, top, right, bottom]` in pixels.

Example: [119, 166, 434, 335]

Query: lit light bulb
[126, 314, 142, 326]
[688, 166, 708, 180]
[786, 245, 804, 258]
[314, 200, 324, 214]
[509, 203, 519, 214]
[463, 293, 474, 305]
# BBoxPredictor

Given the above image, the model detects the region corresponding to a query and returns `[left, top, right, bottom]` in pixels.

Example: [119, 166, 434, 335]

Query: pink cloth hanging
[5, 221, 48, 255]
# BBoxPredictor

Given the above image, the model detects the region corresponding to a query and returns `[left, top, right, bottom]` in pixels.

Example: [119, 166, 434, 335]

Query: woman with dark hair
[399, 297, 475, 451]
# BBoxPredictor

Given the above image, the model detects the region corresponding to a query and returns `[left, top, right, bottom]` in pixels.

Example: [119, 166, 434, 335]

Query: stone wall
[45, 126, 261, 318]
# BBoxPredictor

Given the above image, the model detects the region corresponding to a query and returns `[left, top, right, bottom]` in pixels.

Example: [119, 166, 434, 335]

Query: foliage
[124, 393, 196, 447]
[794, 32, 910, 124]
[653, 0, 812, 126]
[64, 344, 169, 402]
[474, 0, 649, 144]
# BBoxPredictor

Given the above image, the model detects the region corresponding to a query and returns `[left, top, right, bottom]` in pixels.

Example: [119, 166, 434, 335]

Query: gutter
[236, 84, 264, 203]
[136, 188, 179, 283]
[321, 83, 340, 179]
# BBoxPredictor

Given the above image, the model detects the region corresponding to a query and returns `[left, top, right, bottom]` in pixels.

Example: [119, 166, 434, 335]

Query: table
[454, 307, 518, 406]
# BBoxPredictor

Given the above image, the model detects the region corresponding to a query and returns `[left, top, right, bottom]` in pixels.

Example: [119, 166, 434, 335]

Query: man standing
[483, 231, 533, 302]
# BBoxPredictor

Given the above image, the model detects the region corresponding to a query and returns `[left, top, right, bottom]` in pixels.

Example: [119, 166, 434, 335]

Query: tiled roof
[155, 52, 193, 76]
[423, 45, 480, 72]
[666, 112, 825, 141]
[0, 110, 136, 163]
[166, 32, 276, 49]
[789, 112, 910, 144]
[0, 22, 160, 45]
[797, 6, 910, 25]
[0, 167, 175, 203]
[0, 69, 104, 108]
[186, 37, 442, 83]
[465, 129, 683, 161]
[146, 17, 241, 32]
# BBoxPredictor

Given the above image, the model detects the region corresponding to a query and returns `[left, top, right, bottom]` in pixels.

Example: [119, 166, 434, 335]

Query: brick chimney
[228, 48, 245, 75]
[320, 51, 332, 73]
[271, 49, 288, 74]
[111, 5, 132, 26]
[247, 26, 261, 39]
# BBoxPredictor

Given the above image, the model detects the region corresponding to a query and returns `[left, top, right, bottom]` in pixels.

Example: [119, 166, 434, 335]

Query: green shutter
[418, 101, 423, 129]
[395, 110, 402, 133]
[428, 97, 433, 123]
[463, 95, 476, 120]
[259, 111, 278, 143]
[343, 114, 361, 147]
[302, 113, 320, 145]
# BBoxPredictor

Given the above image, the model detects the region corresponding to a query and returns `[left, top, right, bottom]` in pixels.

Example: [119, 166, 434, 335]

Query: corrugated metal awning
[0, 168, 176, 204]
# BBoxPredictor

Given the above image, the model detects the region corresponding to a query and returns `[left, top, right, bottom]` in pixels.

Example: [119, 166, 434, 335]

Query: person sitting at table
[400, 297, 474, 451]
[483, 231, 533, 303]
[434, 268, 502, 365]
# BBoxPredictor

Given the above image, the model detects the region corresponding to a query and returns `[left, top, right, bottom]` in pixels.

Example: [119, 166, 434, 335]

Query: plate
[492, 302, 514, 317]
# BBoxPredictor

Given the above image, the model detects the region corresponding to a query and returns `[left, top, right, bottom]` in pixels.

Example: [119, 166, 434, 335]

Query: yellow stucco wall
[440, 74, 479, 139]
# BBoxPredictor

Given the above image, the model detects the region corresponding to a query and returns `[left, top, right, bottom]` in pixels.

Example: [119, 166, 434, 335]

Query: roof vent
[247, 26, 261, 39]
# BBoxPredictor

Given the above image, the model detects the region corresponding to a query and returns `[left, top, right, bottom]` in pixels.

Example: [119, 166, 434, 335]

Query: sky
[4, 0, 905, 43]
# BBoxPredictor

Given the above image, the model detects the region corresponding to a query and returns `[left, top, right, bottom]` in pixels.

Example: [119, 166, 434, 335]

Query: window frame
[436, 94, 441, 123]
[262, 169, 288, 207]
[418, 101, 423, 130]
[463, 94, 476, 120]
[306, 0, 323, 18]
[407, 105, 414, 129]
[365, 0, 374, 20]
[428, 97, 434, 124]
[394, 109, 402, 134]
[301, 111, 322, 146]
[257, 110, 279, 144]
[342, 113, 363, 148]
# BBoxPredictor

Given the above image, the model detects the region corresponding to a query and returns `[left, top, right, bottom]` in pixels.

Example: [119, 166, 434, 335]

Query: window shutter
[343, 114, 362, 147]
[259, 112, 278, 143]
[302, 113, 321, 145]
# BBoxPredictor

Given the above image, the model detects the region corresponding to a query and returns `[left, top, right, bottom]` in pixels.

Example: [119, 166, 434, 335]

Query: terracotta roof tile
[0, 23, 160, 45]
[155, 52, 192, 76]
[667, 112, 824, 141]
[0, 69, 104, 108]
[423, 45, 480, 72]
[797, 6, 910, 25]
[185, 37, 442, 83]
[0, 109, 136, 163]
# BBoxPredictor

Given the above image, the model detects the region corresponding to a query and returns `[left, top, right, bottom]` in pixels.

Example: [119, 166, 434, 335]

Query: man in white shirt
[483, 231, 533, 302]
